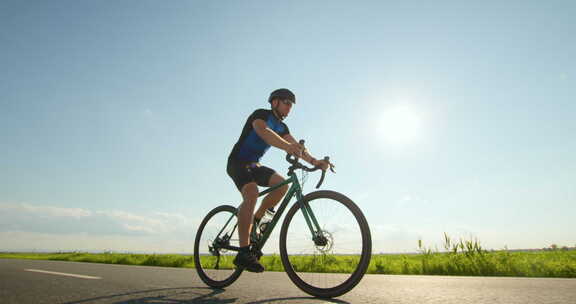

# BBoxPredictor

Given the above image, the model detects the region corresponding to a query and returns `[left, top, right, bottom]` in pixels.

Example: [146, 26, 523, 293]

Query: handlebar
[285, 140, 335, 189]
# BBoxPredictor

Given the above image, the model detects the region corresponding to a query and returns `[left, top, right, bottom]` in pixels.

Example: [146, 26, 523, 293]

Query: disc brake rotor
[313, 230, 334, 253]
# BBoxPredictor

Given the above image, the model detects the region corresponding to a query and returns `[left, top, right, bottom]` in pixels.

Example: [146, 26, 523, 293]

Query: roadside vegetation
[2, 234, 574, 278]
[367, 234, 576, 278]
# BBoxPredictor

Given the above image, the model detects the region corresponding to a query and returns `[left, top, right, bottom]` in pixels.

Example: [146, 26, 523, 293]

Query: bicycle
[194, 140, 372, 298]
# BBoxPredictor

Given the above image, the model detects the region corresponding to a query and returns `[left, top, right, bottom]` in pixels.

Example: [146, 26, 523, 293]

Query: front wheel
[194, 205, 243, 288]
[279, 190, 372, 298]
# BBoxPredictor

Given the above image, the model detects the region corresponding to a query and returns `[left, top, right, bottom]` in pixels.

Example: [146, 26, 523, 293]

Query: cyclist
[227, 88, 330, 272]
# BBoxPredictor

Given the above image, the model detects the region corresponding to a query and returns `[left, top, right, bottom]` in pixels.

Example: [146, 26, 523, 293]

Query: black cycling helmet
[268, 88, 296, 104]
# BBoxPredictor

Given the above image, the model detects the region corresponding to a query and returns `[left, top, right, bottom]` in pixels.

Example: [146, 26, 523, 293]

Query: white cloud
[0, 231, 195, 253]
[96, 210, 169, 233]
[154, 211, 188, 222]
[0, 202, 198, 236]
[0, 203, 92, 218]
[0, 202, 204, 252]
[395, 193, 429, 208]
[122, 224, 158, 234]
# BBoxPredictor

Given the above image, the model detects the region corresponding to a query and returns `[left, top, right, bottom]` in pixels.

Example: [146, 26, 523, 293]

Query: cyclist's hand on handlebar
[314, 159, 331, 171]
[285, 142, 303, 157]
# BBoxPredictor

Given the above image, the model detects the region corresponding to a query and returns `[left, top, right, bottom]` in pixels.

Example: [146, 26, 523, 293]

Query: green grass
[2, 250, 574, 278]
[367, 250, 576, 277]
[0, 251, 196, 268]
[2, 235, 575, 278]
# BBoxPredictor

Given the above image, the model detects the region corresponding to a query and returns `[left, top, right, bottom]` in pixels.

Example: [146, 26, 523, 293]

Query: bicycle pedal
[252, 249, 263, 260]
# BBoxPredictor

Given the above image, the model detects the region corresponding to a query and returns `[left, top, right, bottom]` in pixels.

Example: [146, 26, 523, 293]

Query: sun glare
[380, 104, 423, 146]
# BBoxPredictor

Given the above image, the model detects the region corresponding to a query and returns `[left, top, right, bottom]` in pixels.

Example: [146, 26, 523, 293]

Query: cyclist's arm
[283, 134, 318, 166]
[253, 119, 291, 151]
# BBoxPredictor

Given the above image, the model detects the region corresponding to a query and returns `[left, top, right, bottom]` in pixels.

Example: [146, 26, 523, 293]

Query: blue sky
[1, 1, 575, 253]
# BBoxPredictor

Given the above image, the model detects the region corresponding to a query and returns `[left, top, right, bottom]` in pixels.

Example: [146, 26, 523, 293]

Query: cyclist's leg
[226, 159, 265, 272]
[254, 172, 288, 220]
[238, 182, 258, 247]
[236, 182, 265, 272]
[227, 158, 259, 247]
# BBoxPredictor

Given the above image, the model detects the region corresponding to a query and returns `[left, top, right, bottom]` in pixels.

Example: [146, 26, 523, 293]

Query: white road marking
[24, 269, 102, 280]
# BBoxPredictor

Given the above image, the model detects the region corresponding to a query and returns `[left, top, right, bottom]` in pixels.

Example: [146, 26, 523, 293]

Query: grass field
[2, 240, 575, 278]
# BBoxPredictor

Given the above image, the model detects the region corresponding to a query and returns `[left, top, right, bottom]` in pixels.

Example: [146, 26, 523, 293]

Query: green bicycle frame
[216, 171, 322, 252]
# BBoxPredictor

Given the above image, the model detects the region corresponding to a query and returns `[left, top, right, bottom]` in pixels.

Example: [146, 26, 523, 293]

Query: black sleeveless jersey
[229, 109, 290, 162]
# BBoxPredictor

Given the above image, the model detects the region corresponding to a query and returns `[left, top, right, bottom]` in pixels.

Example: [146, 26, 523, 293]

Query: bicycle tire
[194, 205, 243, 288]
[279, 190, 372, 298]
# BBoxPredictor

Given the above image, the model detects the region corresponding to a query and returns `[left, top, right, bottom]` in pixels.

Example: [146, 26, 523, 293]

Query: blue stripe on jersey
[237, 113, 286, 162]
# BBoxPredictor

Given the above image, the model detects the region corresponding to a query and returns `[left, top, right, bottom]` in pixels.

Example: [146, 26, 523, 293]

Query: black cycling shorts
[227, 158, 276, 191]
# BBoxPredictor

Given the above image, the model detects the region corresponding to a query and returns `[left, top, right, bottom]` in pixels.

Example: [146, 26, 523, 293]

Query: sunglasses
[280, 99, 294, 105]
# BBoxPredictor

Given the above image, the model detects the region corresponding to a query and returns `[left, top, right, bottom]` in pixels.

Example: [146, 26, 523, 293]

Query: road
[1, 259, 574, 304]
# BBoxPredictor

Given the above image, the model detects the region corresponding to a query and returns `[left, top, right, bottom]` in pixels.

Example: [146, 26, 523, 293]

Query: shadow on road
[63, 286, 351, 304]
[245, 296, 350, 304]
[63, 286, 236, 304]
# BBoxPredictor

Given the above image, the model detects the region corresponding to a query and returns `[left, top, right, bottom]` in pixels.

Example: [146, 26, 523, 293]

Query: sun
[380, 104, 423, 146]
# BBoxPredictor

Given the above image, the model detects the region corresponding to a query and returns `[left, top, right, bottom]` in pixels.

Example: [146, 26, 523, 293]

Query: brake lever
[288, 140, 334, 188]
[286, 153, 297, 164]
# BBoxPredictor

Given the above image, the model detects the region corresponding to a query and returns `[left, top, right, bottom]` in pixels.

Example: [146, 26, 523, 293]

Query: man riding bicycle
[227, 88, 330, 273]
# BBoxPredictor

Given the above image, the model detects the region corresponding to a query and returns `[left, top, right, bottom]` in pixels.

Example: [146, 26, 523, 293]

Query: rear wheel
[194, 205, 243, 288]
[279, 190, 371, 298]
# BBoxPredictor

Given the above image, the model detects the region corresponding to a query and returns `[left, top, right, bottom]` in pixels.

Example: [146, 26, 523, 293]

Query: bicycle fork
[294, 192, 327, 247]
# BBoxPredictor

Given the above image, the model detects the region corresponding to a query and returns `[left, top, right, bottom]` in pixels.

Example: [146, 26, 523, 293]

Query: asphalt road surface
[1, 259, 575, 304]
